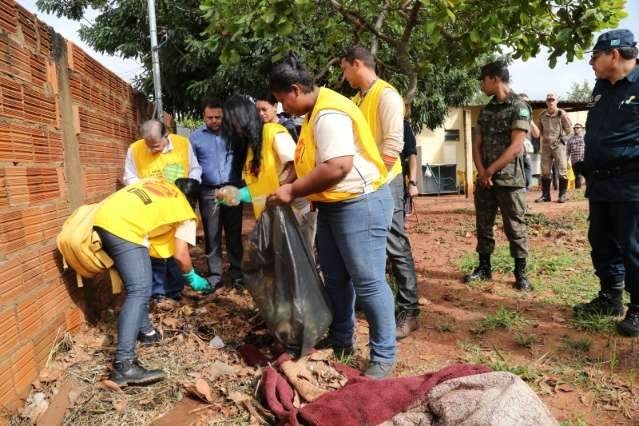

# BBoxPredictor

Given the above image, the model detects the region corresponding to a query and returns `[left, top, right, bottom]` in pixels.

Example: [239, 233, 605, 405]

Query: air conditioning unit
[422, 163, 458, 195]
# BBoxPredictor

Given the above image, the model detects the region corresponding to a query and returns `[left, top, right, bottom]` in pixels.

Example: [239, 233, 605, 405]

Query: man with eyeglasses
[573, 29, 639, 337]
[123, 119, 202, 302]
[536, 93, 572, 203]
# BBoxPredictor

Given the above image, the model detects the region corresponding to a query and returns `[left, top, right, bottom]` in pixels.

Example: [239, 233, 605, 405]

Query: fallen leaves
[184, 378, 215, 403]
[98, 380, 122, 392]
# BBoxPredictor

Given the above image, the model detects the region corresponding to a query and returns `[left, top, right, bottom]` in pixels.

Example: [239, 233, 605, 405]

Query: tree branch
[315, 56, 340, 81]
[370, 0, 391, 56]
[397, 1, 422, 105]
[328, 0, 397, 47]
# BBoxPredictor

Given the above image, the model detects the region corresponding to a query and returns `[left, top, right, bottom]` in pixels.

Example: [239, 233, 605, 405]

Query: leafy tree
[566, 80, 594, 102]
[201, 0, 626, 128]
[37, 0, 626, 130]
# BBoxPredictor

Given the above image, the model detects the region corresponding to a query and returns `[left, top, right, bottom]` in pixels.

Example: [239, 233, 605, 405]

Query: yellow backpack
[56, 203, 123, 294]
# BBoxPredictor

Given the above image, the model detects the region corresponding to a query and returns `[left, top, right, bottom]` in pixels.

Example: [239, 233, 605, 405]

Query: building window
[444, 129, 460, 141]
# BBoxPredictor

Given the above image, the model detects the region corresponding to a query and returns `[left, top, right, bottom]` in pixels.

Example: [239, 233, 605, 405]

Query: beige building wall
[417, 106, 588, 189]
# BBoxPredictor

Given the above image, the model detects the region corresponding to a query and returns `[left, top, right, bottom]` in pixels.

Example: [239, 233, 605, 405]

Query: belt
[590, 160, 639, 179]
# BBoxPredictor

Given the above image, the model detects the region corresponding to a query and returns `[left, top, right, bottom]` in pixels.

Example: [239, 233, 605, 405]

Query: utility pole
[147, 0, 163, 119]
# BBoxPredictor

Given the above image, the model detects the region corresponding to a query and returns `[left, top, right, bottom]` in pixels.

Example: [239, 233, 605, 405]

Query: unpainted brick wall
[0, 1, 150, 416]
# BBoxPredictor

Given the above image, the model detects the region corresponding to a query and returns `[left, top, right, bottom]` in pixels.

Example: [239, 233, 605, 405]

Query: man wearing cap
[565, 123, 586, 188]
[536, 93, 572, 203]
[573, 29, 639, 337]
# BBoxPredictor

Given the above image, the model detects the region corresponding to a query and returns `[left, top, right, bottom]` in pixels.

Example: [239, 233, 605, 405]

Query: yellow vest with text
[295, 87, 386, 202]
[130, 134, 190, 182]
[94, 178, 197, 258]
[244, 123, 289, 218]
[352, 79, 404, 181]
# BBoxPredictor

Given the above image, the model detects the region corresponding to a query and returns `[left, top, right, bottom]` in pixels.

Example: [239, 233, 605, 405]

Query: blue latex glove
[183, 269, 212, 293]
[238, 186, 252, 203]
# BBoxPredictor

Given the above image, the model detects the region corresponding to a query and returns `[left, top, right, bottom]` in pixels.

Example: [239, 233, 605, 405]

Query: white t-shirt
[313, 110, 380, 195]
[273, 131, 296, 178]
[143, 219, 197, 248]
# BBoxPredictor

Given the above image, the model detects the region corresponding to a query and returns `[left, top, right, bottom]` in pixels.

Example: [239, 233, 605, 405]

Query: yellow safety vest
[295, 87, 386, 202]
[130, 134, 190, 182]
[94, 178, 197, 258]
[352, 79, 404, 181]
[244, 122, 289, 218]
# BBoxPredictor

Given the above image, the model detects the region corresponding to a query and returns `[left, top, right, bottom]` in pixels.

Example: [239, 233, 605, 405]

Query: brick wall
[0, 1, 150, 416]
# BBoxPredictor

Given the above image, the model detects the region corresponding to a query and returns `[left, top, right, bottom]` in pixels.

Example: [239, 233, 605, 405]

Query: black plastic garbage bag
[242, 204, 332, 357]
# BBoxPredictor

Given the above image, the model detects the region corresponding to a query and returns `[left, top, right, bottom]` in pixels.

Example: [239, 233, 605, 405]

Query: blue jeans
[151, 257, 185, 298]
[96, 228, 154, 362]
[316, 185, 396, 363]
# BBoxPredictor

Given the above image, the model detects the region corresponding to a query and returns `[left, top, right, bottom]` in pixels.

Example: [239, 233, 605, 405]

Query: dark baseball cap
[589, 29, 636, 52]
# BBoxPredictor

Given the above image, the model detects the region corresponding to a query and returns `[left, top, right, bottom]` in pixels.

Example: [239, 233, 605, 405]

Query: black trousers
[199, 187, 243, 285]
[589, 200, 639, 304]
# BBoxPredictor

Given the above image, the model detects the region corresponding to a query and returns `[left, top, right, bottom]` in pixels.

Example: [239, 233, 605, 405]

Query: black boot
[463, 254, 492, 283]
[618, 305, 639, 337]
[558, 178, 568, 203]
[535, 178, 551, 202]
[110, 359, 165, 386]
[514, 258, 533, 291]
[573, 286, 624, 316]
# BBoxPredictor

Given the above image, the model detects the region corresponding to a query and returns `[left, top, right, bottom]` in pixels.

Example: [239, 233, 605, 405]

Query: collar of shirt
[626, 64, 639, 83]
[200, 125, 222, 136]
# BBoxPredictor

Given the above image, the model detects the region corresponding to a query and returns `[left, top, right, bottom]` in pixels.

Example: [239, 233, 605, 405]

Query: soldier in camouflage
[464, 61, 532, 291]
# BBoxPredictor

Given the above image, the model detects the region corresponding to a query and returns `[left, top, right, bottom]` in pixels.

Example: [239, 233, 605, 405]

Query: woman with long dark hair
[266, 53, 396, 379]
[222, 95, 297, 218]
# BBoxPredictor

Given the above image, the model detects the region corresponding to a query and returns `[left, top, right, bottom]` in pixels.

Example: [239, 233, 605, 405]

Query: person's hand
[408, 183, 419, 198]
[267, 183, 294, 205]
[479, 170, 494, 188]
[183, 269, 212, 293]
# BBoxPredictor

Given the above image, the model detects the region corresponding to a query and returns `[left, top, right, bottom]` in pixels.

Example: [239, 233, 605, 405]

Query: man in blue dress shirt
[573, 29, 639, 337]
[190, 98, 243, 289]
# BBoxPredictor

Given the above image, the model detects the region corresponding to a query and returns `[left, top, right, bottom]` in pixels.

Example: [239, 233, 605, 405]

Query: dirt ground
[8, 188, 639, 425]
[403, 190, 639, 425]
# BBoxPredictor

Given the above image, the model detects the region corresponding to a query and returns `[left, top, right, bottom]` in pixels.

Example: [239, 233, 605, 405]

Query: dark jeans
[388, 175, 419, 313]
[199, 187, 243, 285]
[95, 228, 154, 362]
[317, 185, 396, 363]
[523, 155, 532, 191]
[588, 200, 639, 303]
[151, 257, 185, 298]
[572, 161, 586, 189]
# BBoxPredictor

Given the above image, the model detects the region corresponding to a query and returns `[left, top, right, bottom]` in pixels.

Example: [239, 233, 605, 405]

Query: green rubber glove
[183, 269, 212, 293]
[238, 186, 252, 203]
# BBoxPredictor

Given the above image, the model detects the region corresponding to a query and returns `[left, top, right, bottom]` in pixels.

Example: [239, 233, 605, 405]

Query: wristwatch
[408, 180, 417, 187]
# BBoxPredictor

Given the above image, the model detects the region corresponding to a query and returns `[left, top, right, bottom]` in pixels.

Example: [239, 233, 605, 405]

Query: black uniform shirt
[585, 63, 639, 201]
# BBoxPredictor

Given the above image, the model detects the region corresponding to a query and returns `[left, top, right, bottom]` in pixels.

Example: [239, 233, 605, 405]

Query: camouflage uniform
[538, 109, 572, 179]
[474, 92, 531, 259]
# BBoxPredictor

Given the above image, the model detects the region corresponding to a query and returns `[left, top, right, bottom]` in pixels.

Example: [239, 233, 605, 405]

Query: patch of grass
[451, 208, 475, 215]
[435, 321, 456, 333]
[473, 307, 531, 334]
[457, 340, 542, 382]
[559, 419, 588, 426]
[570, 313, 616, 334]
[514, 333, 539, 349]
[563, 337, 592, 355]
[526, 212, 575, 230]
